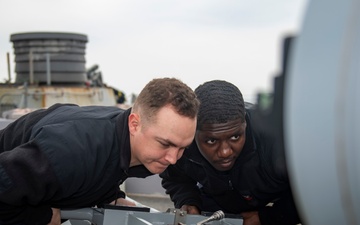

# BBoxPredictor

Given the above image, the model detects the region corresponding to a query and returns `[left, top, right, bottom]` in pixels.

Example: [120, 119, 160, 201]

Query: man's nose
[165, 148, 181, 165]
[218, 142, 232, 158]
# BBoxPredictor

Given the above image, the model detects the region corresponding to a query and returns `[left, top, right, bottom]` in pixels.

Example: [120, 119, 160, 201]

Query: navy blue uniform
[161, 110, 301, 225]
[0, 104, 152, 225]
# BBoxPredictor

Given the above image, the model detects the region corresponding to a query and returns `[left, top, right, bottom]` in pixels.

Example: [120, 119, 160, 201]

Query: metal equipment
[196, 210, 225, 225]
[61, 207, 242, 225]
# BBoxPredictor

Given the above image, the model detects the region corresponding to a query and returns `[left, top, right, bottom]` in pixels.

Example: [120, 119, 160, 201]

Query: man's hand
[48, 208, 61, 225]
[110, 197, 136, 207]
[180, 205, 200, 214]
[240, 211, 261, 225]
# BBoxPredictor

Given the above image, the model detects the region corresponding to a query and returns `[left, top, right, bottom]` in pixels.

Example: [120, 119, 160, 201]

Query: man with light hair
[0, 77, 199, 225]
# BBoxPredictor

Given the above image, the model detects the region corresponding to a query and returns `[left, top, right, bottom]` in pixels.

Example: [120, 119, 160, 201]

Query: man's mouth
[218, 159, 233, 167]
[158, 162, 169, 168]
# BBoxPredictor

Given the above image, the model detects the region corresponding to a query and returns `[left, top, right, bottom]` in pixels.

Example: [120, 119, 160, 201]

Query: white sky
[0, 0, 308, 103]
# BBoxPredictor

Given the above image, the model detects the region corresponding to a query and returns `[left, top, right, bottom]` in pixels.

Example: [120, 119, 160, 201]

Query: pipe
[196, 210, 225, 225]
[46, 53, 51, 85]
[6, 52, 11, 83]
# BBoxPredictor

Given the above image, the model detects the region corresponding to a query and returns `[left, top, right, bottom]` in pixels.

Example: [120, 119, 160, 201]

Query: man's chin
[214, 162, 234, 171]
[147, 165, 168, 174]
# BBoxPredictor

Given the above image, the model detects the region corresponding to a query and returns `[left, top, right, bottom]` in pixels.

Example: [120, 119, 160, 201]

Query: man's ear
[128, 113, 140, 134]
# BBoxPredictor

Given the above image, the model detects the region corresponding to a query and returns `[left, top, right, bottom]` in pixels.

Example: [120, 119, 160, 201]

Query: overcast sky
[0, 0, 308, 103]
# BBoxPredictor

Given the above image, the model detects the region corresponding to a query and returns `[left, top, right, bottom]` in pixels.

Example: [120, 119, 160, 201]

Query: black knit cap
[195, 80, 245, 129]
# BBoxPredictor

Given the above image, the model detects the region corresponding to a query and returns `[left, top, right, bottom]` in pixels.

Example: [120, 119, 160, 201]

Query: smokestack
[10, 32, 88, 85]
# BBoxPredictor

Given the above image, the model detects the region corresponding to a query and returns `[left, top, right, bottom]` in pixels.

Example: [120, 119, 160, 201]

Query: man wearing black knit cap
[160, 80, 302, 225]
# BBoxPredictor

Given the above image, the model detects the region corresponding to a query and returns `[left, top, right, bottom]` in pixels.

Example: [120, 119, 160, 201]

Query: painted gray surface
[10, 32, 88, 84]
[61, 208, 244, 225]
[125, 174, 167, 195]
[0, 118, 13, 129]
[285, 0, 360, 224]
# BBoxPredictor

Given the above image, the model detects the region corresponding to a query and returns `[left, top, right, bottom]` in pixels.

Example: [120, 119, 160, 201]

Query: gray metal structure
[10, 32, 88, 85]
[285, 0, 360, 224]
[61, 208, 243, 225]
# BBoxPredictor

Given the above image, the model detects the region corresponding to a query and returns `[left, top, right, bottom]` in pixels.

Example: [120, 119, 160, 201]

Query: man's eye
[206, 139, 216, 144]
[160, 142, 170, 147]
[231, 135, 240, 140]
